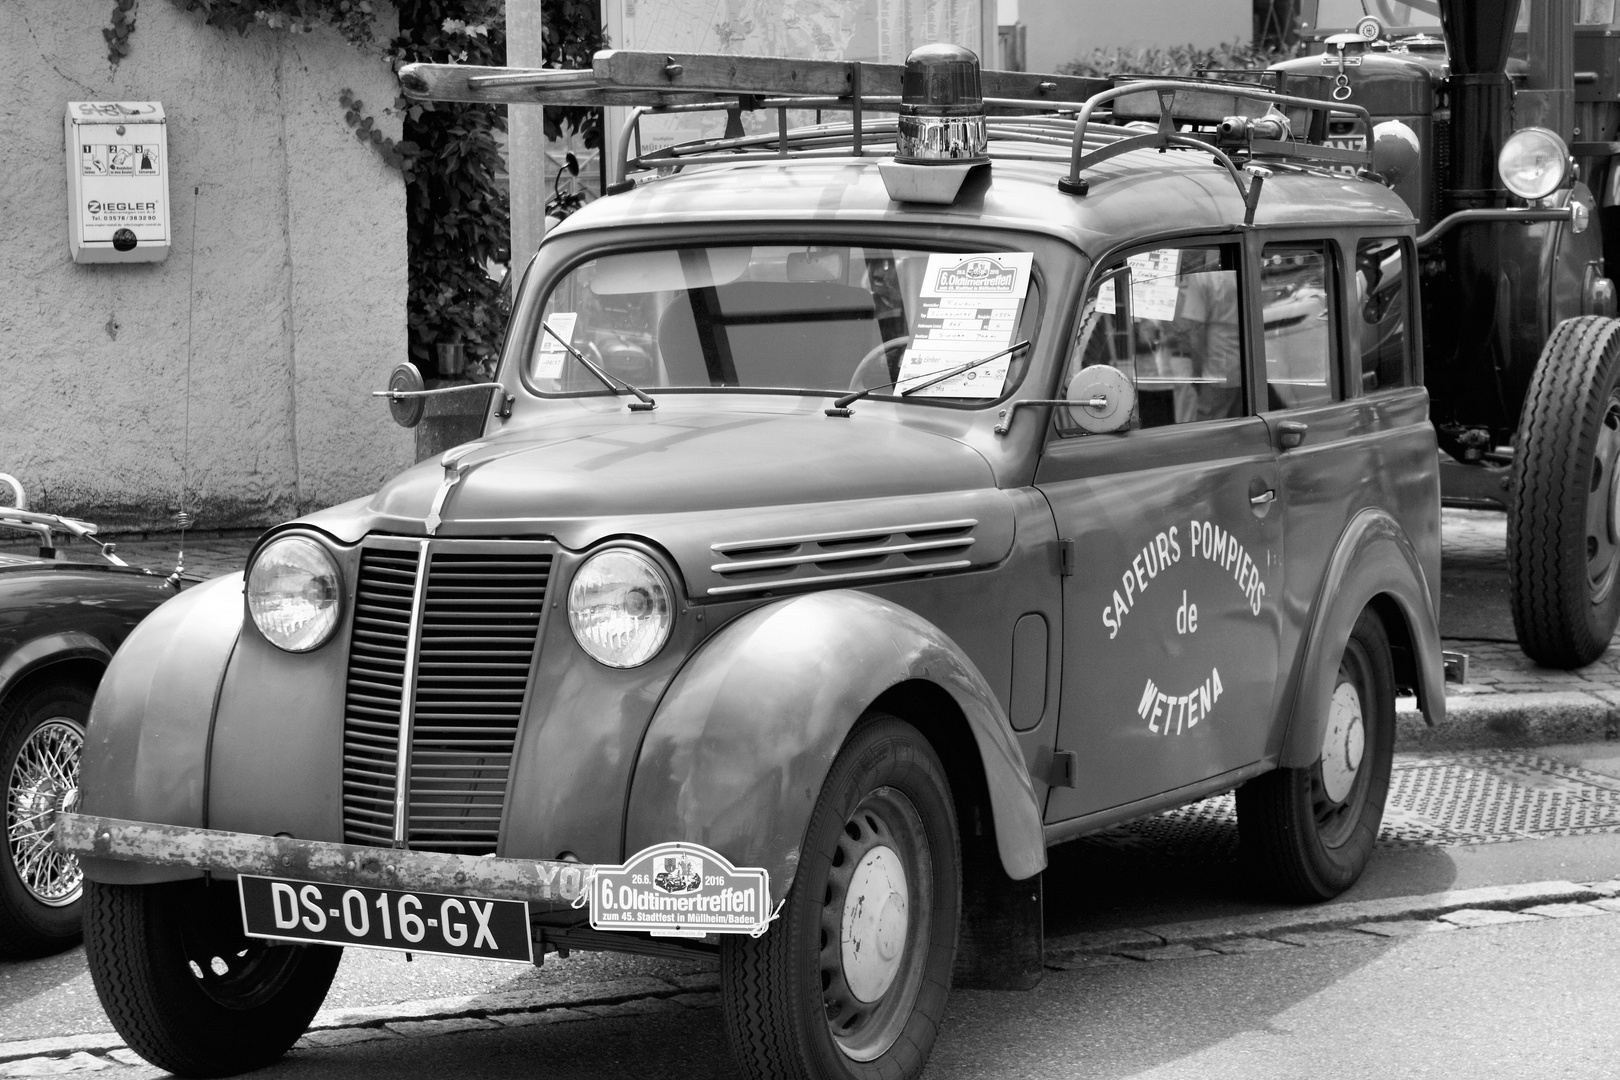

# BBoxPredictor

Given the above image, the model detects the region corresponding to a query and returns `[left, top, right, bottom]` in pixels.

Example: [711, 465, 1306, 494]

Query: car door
[1036, 240, 1286, 823]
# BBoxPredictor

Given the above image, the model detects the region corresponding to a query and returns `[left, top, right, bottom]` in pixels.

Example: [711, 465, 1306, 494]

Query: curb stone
[5, 878, 1618, 1073]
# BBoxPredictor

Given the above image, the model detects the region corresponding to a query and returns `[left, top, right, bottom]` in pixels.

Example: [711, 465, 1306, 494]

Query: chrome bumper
[55, 813, 590, 909]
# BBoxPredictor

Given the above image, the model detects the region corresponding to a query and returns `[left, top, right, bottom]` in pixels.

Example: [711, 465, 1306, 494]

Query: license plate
[1327, 134, 1367, 154]
[238, 875, 533, 964]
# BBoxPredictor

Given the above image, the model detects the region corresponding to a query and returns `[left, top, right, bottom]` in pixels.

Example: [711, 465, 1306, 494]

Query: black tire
[0, 681, 91, 958]
[1509, 315, 1620, 668]
[720, 714, 960, 1080]
[84, 878, 341, 1077]
[1237, 609, 1395, 902]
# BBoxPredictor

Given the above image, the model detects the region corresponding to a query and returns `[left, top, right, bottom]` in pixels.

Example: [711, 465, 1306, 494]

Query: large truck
[1278, 1, 1620, 667]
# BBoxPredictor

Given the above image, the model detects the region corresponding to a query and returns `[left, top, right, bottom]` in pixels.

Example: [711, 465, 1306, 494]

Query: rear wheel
[1509, 315, 1620, 668]
[1237, 609, 1395, 902]
[0, 682, 90, 958]
[720, 714, 960, 1080]
[84, 878, 340, 1077]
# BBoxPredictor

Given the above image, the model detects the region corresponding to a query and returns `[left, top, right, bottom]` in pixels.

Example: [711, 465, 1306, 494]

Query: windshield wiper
[542, 321, 657, 411]
[826, 340, 1031, 417]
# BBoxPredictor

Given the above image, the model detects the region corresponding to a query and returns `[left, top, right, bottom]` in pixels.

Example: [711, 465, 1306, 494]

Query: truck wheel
[84, 878, 340, 1077]
[0, 682, 90, 958]
[720, 714, 960, 1080]
[1236, 609, 1395, 902]
[1510, 315, 1620, 667]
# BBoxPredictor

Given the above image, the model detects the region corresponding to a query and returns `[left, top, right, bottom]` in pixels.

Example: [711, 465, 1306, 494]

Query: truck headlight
[246, 535, 342, 652]
[567, 548, 673, 668]
[1498, 127, 1569, 201]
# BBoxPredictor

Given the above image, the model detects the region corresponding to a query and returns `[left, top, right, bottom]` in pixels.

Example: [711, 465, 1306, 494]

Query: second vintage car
[61, 45, 1445, 1080]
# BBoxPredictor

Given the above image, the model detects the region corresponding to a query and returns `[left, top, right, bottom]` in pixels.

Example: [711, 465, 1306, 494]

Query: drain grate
[1078, 751, 1620, 860]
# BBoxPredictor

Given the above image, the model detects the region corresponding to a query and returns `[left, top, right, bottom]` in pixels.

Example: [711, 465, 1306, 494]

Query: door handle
[1276, 420, 1308, 450]
[1250, 489, 1276, 506]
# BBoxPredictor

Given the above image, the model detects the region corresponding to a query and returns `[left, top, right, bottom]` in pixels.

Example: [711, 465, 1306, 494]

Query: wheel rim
[6, 717, 84, 907]
[1586, 394, 1620, 604]
[177, 884, 304, 1010]
[1312, 642, 1374, 849]
[820, 788, 932, 1063]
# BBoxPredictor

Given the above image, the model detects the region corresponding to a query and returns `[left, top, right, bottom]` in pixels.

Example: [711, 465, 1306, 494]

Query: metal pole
[507, 0, 547, 266]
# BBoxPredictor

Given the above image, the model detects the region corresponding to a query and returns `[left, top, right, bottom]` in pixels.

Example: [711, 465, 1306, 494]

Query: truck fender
[623, 590, 1046, 894]
[1279, 509, 1444, 769]
[0, 631, 111, 703]
[78, 574, 244, 885]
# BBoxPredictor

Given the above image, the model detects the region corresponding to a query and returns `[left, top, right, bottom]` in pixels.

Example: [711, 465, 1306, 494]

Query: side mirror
[1066, 363, 1135, 434]
[386, 363, 426, 428]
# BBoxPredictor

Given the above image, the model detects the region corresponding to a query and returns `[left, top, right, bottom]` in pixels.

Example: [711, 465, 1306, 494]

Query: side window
[1261, 244, 1336, 409]
[1062, 244, 1244, 433]
[1355, 238, 1412, 393]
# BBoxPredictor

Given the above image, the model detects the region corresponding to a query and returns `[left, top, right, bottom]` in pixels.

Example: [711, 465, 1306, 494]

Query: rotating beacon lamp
[879, 43, 989, 205]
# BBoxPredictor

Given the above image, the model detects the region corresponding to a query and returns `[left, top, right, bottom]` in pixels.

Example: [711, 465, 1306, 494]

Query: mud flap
[952, 829, 1043, 991]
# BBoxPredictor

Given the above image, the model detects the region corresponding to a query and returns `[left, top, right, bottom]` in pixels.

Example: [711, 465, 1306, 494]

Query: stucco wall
[1018, 0, 1251, 74]
[1, 3, 412, 531]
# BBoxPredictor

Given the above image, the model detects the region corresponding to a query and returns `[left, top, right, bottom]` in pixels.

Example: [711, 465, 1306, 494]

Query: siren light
[881, 43, 989, 205]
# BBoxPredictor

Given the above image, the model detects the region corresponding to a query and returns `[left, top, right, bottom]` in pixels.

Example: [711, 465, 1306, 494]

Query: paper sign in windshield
[1096, 249, 1182, 322]
[902, 252, 1033, 398]
[534, 312, 578, 379]
[590, 842, 772, 938]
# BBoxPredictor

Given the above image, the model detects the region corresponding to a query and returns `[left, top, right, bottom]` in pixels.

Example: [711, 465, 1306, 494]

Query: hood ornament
[425, 446, 476, 536]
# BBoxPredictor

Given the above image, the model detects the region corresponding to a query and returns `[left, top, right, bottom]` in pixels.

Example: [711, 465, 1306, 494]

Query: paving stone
[307, 975, 677, 1030]
[579, 998, 686, 1019]
[1115, 943, 1217, 962]
[1271, 929, 1383, 947]
[382, 1018, 500, 1039]
[0, 1040, 125, 1067]
[1439, 908, 1545, 928]
[670, 992, 721, 1009]
[1588, 897, 1620, 913]
[1205, 936, 1295, 955]
[487, 1009, 595, 1028]
[1044, 927, 1164, 958]
[1044, 952, 1133, 971]
[1351, 920, 1458, 938]
[1581, 879, 1620, 896]
[297, 1028, 402, 1049]
[671, 971, 720, 991]
[0, 1054, 113, 1077]
[102, 1053, 144, 1069]
[1520, 902, 1610, 918]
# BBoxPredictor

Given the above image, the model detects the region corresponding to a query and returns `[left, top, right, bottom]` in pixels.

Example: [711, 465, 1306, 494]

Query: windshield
[1313, 0, 1441, 30]
[531, 244, 1042, 404]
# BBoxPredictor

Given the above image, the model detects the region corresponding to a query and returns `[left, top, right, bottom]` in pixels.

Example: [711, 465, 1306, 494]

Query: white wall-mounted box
[65, 101, 170, 263]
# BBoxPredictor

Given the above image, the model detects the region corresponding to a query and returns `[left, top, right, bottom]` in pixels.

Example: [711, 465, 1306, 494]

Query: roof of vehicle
[550, 137, 1418, 255]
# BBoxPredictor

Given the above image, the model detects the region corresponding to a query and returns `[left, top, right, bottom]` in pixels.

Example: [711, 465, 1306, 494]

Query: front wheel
[1509, 315, 1620, 668]
[1237, 609, 1395, 902]
[84, 879, 341, 1077]
[0, 682, 91, 958]
[720, 714, 961, 1080]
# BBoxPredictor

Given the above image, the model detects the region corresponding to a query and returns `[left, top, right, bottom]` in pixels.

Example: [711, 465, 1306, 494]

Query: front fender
[78, 574, 244, 884]
[624, 590, 1046, 894]
[0, 631, 111, 703]
[1279, 509, 1444, 768]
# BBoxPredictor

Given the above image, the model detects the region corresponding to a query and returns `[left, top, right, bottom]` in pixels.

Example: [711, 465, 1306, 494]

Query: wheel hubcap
[819, 789, 932, 1063]
[1585, 396, 1620, 603]
[1321, 682, 1365, 804]
[6, 718, 84, 906]
[840, 845, 909, 1002]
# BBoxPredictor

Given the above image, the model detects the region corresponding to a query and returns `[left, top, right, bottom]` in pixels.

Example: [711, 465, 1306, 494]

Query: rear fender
[78, 574, 244, 884]
[623, 590, 1046, 894]
[1279, 509, 1444, 768]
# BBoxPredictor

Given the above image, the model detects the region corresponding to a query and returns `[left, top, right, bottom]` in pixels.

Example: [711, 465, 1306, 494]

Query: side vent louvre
[708, 519, 977, 596]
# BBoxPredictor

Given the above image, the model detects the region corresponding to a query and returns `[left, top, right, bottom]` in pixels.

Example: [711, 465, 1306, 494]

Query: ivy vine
[104, 0, 605, 373]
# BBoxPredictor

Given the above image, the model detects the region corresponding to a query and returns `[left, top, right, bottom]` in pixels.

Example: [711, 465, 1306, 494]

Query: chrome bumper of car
[53, 812, 590, 910]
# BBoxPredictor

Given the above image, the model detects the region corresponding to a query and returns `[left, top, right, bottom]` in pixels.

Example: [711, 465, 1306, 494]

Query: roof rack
[398, 49, 1376, 193]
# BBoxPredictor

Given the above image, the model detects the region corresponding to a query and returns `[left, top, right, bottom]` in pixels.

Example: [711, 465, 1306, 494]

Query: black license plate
[238, 875, 533, 964]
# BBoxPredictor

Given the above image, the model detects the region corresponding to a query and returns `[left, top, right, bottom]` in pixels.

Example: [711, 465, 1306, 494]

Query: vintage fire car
[0, 474, 177, 957]
[61, 45, 1445, 1080]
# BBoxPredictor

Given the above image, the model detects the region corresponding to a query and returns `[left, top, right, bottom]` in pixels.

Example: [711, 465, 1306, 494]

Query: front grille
[341, 543, 551, 854]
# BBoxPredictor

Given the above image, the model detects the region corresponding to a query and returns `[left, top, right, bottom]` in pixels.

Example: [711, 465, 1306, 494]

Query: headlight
[247, 535, 342, 652]
[568, 548, 673, 668]
[1498, 127, 1569, 201]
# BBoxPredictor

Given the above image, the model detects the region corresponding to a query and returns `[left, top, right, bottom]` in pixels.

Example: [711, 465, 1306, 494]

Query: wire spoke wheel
[6, 718, 84, 907]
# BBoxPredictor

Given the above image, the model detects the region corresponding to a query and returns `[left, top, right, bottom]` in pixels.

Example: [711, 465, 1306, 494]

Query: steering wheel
[846, 336, 913, 392]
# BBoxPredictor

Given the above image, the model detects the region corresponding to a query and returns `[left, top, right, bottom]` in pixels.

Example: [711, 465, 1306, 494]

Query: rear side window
[1261, 244, 1336, 409]
[1355, 238, 1413, 393]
